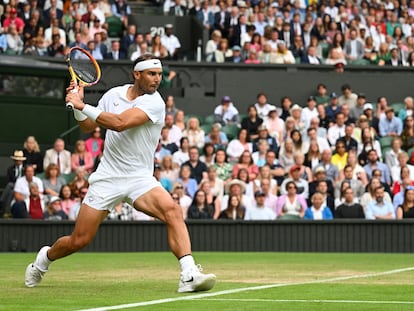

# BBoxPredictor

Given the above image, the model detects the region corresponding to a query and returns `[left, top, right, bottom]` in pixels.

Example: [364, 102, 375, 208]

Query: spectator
[360, 177, 392, 212]
[379, 107, 403, 137]
[165, 114, 182, 147]
[172, 137, 190, 168]
[6, 24, 24, 54]
[363, 149, 392, 186]
[226, 128, 253, 163]
[365, 185, 396, 219]
[111, 0, 131, 28]
[177, 164, 198, 199]
[205, 123, 228, 150]
[85, 126, 104, 165]
[198, 178, 222, 219]
[357, 127, 383, 166]
[149, 34, 169, 60]
[280, 164, 309, 199]
[325, 92, 341, 122]
[68, 166, 89, 199]
[68, 186, 88, 220]
[254, 93, 276, 124]
[183, 117, 205, 149]
[3, 8, 25, 35]
[71, 139, 94, 174]
[304, 140, 322, 172]
[396, 186, 414, 219]
[187, 189, 214, 219]
[232, 150, 259, 182]
[344, 28, 365, 63]
[214, 95, 240, 126]
[42, 163, 66, 198]
[165, 95, 178, 117]
[43, 196, 68, 220]
[173, 109, 186, 131]
[338, 84, 358, 110]
[120, 24, 136, 56]
[265, 108, 285, 144]
[304, 192, 333, 220]
[350, 93, 367, 122]
[401, 116, 414, 152]
[43, 138, 71, 175]
[335, 187, 365, 219]
[104, 40, 126, 60]
[161, 23, 181, 60]
[183, 147, 208, 184]
[23, 136, 43, 174]
[59, 185, 77, 216]
[219, 194, 246, 220]
[171, 181, 192, 219]
[314, 83, 330, 105]
[391, 152, 414, 184]
[398, 96, 414, 123]
[244, 191, 275, 220]
[199, 142, 216, 167]
[276, 181, 307, 219]
[241, 104, 263, 142]
[316, 149, 339, 184]
[384, 137, 403, 169]
[328, 112, 346, 146]
[11, 182, 45, 219]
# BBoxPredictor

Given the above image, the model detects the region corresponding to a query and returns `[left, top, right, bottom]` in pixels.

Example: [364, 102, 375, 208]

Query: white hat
[11, 150, 26, 161]
[225, 179, 246, 194]
[363, 103, 373, 111]
[49, 196, 61, 204]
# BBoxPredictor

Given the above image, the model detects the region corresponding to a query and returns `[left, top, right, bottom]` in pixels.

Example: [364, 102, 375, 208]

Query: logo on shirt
[113, 102, 119, 106]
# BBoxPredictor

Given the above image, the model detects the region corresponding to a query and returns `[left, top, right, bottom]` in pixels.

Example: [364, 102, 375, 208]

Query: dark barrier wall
[2, 220, 414, 253]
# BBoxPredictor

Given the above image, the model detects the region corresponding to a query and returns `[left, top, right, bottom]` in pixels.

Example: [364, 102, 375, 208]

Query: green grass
[1, 252, 414, 310]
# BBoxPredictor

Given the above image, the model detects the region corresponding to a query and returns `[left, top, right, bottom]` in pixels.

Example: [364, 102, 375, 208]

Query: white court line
[77, 267, 414, 311]
[200, 298, 414, 305]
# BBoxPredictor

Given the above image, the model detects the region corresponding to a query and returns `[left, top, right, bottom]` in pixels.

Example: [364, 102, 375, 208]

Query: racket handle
[66, 87, 78, 110]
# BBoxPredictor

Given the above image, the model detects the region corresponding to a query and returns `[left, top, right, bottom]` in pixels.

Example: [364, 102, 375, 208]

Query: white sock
[35, 246, 52, 272]
[179, 254, 196, 272]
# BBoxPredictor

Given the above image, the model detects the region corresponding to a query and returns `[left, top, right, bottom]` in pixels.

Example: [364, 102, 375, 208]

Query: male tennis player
[25, 54, 216, 293]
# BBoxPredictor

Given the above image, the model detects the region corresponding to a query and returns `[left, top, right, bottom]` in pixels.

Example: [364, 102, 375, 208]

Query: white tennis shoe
[25, 246, 50, 287]
[178, 265, 216, 293]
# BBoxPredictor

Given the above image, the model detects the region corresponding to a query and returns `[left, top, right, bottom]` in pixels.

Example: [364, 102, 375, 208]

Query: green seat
[379, 136, 394, 148]
[350, 59, 370, 65]
[391, 102, 405, 116]
[204, 114, 216, 125]
[200, 124, 212, 134]
[106, 15, 123, 38]
[184, 114, 203, 124]
[221, 124, 240, 140]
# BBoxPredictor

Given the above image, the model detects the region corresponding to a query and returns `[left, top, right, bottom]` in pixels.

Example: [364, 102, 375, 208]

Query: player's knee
[162, 201, 183, 223]
[69, 234, 93, 251]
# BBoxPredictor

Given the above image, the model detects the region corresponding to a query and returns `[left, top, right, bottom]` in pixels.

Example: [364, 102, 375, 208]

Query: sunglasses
[176, 186, 183, 189]
[406, 185, 414, 191]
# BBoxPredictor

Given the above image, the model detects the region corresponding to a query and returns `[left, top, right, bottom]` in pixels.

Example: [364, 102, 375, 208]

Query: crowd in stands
[2, 83, 414, 221]
[4, 0, 414, 65]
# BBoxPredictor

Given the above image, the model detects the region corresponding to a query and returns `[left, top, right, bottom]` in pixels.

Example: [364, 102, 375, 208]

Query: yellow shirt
[331, 152, 348, 171]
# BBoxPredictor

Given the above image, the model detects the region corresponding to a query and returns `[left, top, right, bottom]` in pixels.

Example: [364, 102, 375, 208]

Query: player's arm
[95, 108, 150, 132]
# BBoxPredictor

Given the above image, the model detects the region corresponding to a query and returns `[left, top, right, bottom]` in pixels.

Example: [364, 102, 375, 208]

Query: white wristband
[82, 104, 102, 122]
[73, 109, 87, 121]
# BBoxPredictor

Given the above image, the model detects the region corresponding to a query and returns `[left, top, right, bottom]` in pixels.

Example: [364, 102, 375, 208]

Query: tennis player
[25, 54, 216, 293]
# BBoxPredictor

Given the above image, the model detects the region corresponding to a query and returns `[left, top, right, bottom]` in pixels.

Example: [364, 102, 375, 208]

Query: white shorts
[83, 174, 161, 211]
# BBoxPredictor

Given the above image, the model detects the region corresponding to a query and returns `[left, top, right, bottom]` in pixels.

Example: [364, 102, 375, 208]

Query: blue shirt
[365, 200, 395, 219]
[379, 116, 402, 137]
[363, 162, 392, 185]
[304, 206, 333, 220]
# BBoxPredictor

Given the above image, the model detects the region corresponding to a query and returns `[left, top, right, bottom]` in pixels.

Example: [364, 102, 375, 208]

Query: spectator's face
[344, 188, 354, 202]
[25, 166, 35, 179]
[344, 167, 353, 179]
[368, 151, 377, 163]
[312, 195, 323, 209]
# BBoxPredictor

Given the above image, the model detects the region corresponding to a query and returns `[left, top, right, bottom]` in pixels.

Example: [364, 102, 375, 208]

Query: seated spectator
[153, 164, 172, 193]
[205, 123, 228, 150]
[331, 141, 348, 172]
[227, 128, 253, 163]
[304, 140, 322, 172]
[365, 185, 396, 219]
[357, 128, 383, 166]
[398, 96, 414, 123]
[390, 152, 414, 184]
[59, 184, 77, 216]
[274, 41, 295, 64]
[160, 127, 178, 155]
[111, 0, 131, 29]
[340, 150, 369, 187]
[182, 146, 208, 184]
[276, 181, 307, 219]
[205, 30, 221, 62]
[200, 142, 216, 167]
[174, 109, 186, 131]
[212, 38, 232, 63]
[149, 34, 169, 59]
[11, 182, 45, 219]
[219, 194, 246, 220]
[278, 138, 295, 174]
[251, 139, 269, 167]
[291, 129, 309, 155]
[254, 164, 278, 196]
[212, 149, 233, 185]
[396, 186, 414, 219]
[71, 139, 94, 174]
[214, 95, 240, 126]
[43, 163, 66, 198]
[280, 164, 309, 199]
[328, 112, 346, 147]
[335, 187, 365, 219]
[236, 167, 254, 199]
[392, 166, 414, 196]
[363, 149, 392, 186]
[220, 178, 253, 212]
[232, 150, 259, 182]
[252, 125, 279, 155]
[198, 179, 222, 220]
[160, 155, 179, 184]
[171, 182, 192, 219]
[68, 167, 89, 199]
[23, 136, 43, 174]
[172, 137, 190, 168]
[6, 24, 24, 55]
[187, 189, 215, 219]
[13, 165, 44, 208]
[177, 164, 198, 199]
[309, 166, 334, 197]
[85, 127, 104, 164]
[401, 116, 414, 152]
[379, 107, 403, 137]
[360, 177, 392, 212]
[43, 196, 68, 220]
[241, 104, 263, 142]
[68, 186, 88, 220]
[265, 109, 285, 144]
[244, 191, 276, 220]
[44, 138, 71, 175]
[304, 192, 333, 220]
[316, 149, 340, 184]
[182, 117, 205, 149]
[161, 24, 181, 60]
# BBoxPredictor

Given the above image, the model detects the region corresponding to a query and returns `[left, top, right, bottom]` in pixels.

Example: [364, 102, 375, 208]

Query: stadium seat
[204, 114, 216, 125]
[391, 102, 405, 116]
[106, 16, 123, 38]
[221, 124, 240, 140]
[349, 59, 370, 65]
[200, 124, 212, 134]
[379, 136, 394, 148]
[184, 114, 203, 124]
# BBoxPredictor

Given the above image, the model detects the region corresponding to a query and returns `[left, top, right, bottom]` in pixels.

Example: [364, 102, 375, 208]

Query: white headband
[134, 59, 162, 71]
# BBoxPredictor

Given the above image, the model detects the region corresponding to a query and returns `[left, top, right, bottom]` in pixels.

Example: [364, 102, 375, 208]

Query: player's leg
[133, 186, 216, 293]
[25, 204, 107, 287]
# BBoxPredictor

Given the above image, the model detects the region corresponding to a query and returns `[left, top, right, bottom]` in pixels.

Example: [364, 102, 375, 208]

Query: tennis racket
[65, 47, 101, 110]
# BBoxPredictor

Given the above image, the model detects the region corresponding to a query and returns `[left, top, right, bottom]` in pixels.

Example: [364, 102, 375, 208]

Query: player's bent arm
[95, 107, 150, 132]
[78, 118, 99, 133]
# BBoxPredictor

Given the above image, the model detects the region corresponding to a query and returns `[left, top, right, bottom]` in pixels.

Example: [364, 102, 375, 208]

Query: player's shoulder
[104, 84, 131, 98]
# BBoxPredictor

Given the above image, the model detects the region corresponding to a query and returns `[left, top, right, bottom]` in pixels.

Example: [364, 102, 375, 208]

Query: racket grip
[66, 87, 78, 110]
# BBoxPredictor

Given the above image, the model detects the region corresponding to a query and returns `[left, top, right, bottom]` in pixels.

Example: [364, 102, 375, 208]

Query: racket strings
[72, 62, 98, 84]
